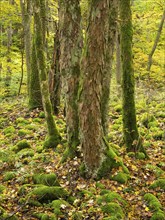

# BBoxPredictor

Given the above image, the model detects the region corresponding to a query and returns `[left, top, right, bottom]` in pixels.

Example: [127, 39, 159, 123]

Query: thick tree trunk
[33, 0, 61, 148]
[79, 0, 128, 178]
[59, 0, 82, 160]
[119, 0, 145, 153]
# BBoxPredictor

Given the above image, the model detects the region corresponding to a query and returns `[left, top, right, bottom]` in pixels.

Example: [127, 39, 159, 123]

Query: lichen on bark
[59, 0, 82, 160]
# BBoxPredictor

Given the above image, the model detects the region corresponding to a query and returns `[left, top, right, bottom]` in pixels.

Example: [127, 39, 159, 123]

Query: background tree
[59, 0, 82, 160]
[33, 0, 61, 148]
[119, 0, 146, 154]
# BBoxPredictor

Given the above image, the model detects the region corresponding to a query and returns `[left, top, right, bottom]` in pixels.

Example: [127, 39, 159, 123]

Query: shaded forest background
[0, 0, 165, 219]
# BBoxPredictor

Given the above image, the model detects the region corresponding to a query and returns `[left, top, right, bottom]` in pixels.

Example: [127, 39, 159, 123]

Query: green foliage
[101, 202, 124, 219]
[51, 199, 70, 215]
[11, 139, 31, 153]
[144, 193, 162, 211]
[110, 172, 130, 184]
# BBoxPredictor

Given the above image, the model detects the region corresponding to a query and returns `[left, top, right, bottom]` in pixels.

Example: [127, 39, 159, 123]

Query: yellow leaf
[145, 207, 149, 211]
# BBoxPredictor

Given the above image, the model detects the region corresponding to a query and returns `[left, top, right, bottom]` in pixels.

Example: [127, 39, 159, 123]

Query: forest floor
[0, 84, 165, 220]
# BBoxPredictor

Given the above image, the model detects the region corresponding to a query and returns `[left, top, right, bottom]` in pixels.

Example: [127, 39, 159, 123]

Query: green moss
[111, 172, 130, 184]
[32, 173, 60, 186]
[96, 182, 105, 189]
[71, 211, 83, 220]
[18, 129, 30, 136]
[0, 184, 6, 194]
[127, 152, 135, 157]
[141, 113, 155, 128]
[39, 111, 45, 118]
[136, 152, 146, 160]
[143, 141, 151, 148]
[0, 206, 5, 216]
[97, 191, 126, 206]
[36, 145, 44, 153]
[2, 213, 19, 220]
[149, 179, 165, 190]
[17, 148, 34, 158]
[41, 214, 50, 220]
[3, 126, 15, 135]
[3, 171, 16, 181]
[114, 105, 122, 113]
[101, 202, 124, 218]
[11, 139, 31, 153]
[44, 135, 60, 149]
[16, 117, 29, 124]
[51, 199, 69, 215]
[151, 210, 165, 220]
[146, 164, 164, 178]
[30, 186, 68, 203]
[33, 118, 42, 123]
[153, 131, 164, 140]
[144, 193, 162, 211]
[25, 124, 37, 131]
[0, 150, 15, 163]
[148, 121, 158, 128]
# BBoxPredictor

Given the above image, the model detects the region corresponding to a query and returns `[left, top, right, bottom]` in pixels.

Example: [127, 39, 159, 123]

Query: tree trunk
[101, 0, 117, 135]
[20, 0, 32, 95]
[116, 25, 122, 85]
[49, 26, 61, 115]
[119, 0, 145, 153]
[33, 0, 61, 148]
[59, 0, 82, 160]
[147, 10, 165, 72]
[79, 0, 128, 178]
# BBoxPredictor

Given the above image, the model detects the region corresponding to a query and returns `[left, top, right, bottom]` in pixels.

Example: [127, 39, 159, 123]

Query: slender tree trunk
[49, 27, 61, 115]
[119, 0, 145, 154]
[20, 0, 32, 95]
[79, 0, 128, 178]
[116, 25, 122, 85]
[147, 10, 165, 72]
[33, 0, 61, 148]
[59, 0, 82, 160]
[101, 0, 117, 135]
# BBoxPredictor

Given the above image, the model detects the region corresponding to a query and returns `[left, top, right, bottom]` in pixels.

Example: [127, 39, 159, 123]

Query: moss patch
[51, 199, 70, 215]
[3, 171, 16, 181]
[44, 135, 61, 149]
[149, 179, 165, 190]
[32, 173, 60, 186]
[17, 148, 34, 158]
[101, 202, 124, 218]
[97, 191, 126, 206]
[136, 152, 146, 160]
[111, 172, 130, 184]
[30, 186, 69, 203]
[144, 193, 162, 211]
[3, 126, 15, 135]
[11, 139, 31, 153]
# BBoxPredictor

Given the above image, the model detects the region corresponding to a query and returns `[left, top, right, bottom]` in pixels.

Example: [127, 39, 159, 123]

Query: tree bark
[79, 0, 128, 178]
[59, 0, 82, 160]
[33, 0, 61, 148]
[20, 0, 32, 95]
[49, 26, 61, 115]
[119, 0, 145, 154]
[147, 10, 165, 72]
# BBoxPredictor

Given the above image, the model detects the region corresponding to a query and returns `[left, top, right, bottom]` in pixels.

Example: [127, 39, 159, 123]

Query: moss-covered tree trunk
[49, 26, 61, 115]
[29, 36, 42, 109]
[79, 0, 128, 178]
[59, 0, 82, 159]
[119, 0, 143, 153]
[33, 0, 61, 148]
[20, 0, 32, 95]
[101, 0, 117, 135]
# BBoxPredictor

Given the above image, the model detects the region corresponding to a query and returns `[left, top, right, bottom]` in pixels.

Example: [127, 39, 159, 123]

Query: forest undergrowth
[0, 83, 165, 220]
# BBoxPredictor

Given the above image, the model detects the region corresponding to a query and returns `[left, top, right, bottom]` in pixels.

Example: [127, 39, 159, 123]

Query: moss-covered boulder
[151, 210, 165, 220]
[3, 171, 16, 181]
[149, 179, 165, 190]
[44, 135, 61, 149]
[97, 191, 126, 206]
[30, 186, 69, 203]
[0, 150, 15, 163]
[136, 152, 146, 160]
[3, 126, 15, 135]
[17, 148, 34, 158]
[32, 173, 60, 186]
[18, 129, 30, 136]
[110, 172, 130, 184]
[101, 202, 124, 219]
[144, 193, 162, 211]
[51, 199, 70, 215]
[16, 117, 29, 124]
[11, 139, 31, 153]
